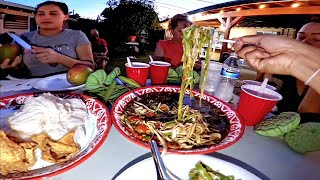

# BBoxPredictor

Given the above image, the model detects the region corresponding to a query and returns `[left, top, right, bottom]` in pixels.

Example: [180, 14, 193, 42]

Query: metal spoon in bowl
[149, 140, 180, 180]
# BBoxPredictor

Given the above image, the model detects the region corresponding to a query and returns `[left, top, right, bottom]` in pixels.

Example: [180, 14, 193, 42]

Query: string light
[291, 3, 300, 8]
[219, 24, 226, 31]
[219, 10, 224, 13]
[236, 7, 241, 11]
[259, 4, 266, 9]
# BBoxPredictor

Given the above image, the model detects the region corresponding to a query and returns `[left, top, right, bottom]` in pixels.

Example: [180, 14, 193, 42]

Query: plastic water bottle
[214, 53, 240, 102]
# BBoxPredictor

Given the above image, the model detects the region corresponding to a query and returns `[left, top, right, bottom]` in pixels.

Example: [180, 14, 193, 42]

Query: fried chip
[31, 132, 80, 163]
[58, 131, 78, 147]
[19, 142, 37, 166]
[0, 130, 36, 175]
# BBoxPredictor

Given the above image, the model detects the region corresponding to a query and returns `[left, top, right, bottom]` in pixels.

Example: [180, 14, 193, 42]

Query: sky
[5, 0, 229, 19]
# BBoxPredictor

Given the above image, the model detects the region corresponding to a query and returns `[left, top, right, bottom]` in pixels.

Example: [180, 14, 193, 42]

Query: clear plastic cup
[199, 61, 223, 93]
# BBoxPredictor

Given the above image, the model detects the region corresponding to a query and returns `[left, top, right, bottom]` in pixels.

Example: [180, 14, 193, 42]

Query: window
[4, 14, 28, 29]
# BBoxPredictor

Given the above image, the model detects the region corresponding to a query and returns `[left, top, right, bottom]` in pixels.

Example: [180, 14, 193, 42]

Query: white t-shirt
[21, 29, 90, 76]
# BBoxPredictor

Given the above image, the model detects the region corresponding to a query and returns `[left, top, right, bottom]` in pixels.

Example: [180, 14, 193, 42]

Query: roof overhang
[188, 0, 320, 27]
[0, 1, 35, 11]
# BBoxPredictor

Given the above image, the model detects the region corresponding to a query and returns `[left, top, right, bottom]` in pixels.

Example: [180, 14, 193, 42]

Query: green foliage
[167, 66, 200, 84]
[101, 0, 160, 45]
[85, 67, 140, 103]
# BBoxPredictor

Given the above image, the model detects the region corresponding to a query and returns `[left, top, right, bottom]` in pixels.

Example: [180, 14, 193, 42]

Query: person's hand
[233, 35, 302, 76]
[0, 55, 22, 69]
[32, 46, 63, 64]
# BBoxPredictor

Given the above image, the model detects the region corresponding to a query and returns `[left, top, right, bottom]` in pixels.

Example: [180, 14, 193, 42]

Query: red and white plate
[112, 86, 244, 154]
[0, 92, 112, 180]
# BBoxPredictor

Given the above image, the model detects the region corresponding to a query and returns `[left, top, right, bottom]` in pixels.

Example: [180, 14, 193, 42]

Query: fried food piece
[19, 142, 37, 166]
[58, 131, 78, 147]
[0, 131, 36, 175]
[31, 132, 80, 163]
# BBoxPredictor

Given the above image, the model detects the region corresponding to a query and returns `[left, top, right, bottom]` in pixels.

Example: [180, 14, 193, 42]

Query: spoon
[149, 55, 154, 63]
[149, 140, 180, 180]
[126, 57, 133, 67]
[258, 78, 268, 96]
[215, 39, 236, 44]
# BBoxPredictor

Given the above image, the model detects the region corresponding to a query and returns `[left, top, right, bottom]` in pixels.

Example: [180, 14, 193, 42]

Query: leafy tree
[101, 0, 161, 48]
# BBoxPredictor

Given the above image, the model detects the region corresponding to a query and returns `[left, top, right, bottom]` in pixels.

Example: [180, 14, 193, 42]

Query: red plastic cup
[237, 84, 282, 126]
[125, 62, 150, 86]
[149, 61, 171, 85]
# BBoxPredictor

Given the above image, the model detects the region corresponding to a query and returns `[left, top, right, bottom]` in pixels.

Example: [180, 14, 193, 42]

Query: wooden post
[219, 16, 243, 61]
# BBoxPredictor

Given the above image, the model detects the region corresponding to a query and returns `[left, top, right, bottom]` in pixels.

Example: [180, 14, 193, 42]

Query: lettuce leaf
[85, 69, 107, 90]
[168, 68, 179, 78]
[176, 65, 183, 77]
[193, 71, 200, 84]
[104, 67, 121, 85]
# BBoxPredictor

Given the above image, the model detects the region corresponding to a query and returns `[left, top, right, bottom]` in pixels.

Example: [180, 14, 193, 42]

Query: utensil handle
[114, 77, 140, 99]
[150, 140, 171, 180]
[115, 77, 125, 86]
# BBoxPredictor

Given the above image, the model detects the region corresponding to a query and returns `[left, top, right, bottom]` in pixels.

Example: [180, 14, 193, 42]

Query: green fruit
[67, 65, 93, 85]
[285, 122, 320, 153]
[254, 112, 300, 137]
[0, 45, 19, 63]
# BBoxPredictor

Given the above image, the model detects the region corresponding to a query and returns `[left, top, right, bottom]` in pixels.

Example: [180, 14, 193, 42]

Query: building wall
[0, 26, 28, 35]
[0, 14, 31, 34]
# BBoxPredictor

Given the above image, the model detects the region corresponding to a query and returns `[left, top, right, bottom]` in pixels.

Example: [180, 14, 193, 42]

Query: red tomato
[132, 132, 142, 140]
[134, 124, 150, 134]
[128, 116, 142, 123]
[146, 111, 156, 118]
[167, 142, 180, 149]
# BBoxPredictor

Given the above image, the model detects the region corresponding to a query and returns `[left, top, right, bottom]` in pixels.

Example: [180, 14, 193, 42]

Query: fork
[149, 140, 180, 180]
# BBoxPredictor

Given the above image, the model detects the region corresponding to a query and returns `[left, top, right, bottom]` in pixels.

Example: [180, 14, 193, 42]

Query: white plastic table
[1, 89, 319, 180]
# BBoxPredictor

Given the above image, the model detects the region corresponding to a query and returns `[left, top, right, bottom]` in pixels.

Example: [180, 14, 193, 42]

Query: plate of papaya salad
[112, 26, 244, 154]
[111, 86, 244, 154]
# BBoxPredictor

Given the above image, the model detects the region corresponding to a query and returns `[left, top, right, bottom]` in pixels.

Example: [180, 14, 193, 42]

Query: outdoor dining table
[0, 81, 320, 180]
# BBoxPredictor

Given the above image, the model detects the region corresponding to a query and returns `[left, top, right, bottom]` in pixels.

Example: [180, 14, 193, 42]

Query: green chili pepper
[188, 168, 198, 179]
[195, 162, 213, 180]
[118, 75, 141, 88]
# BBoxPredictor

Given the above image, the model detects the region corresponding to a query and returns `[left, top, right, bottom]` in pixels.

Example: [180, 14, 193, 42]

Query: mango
[0, 45, 19, 64]
[67, 65, 93, 85]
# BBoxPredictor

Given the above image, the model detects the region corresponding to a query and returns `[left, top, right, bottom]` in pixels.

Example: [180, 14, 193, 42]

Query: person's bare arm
[233, 35, 320, 93]
[289, 43, 320, 93]
[33, 44, 94, 69]
[298, 88, 320, 113]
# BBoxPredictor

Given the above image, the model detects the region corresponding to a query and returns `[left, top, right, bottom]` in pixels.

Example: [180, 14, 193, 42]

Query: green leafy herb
[167, 66, 200, 84]
[85, 69, 108, 90]
[105, 67, 121, 85]
[84, 67, 140, 103]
